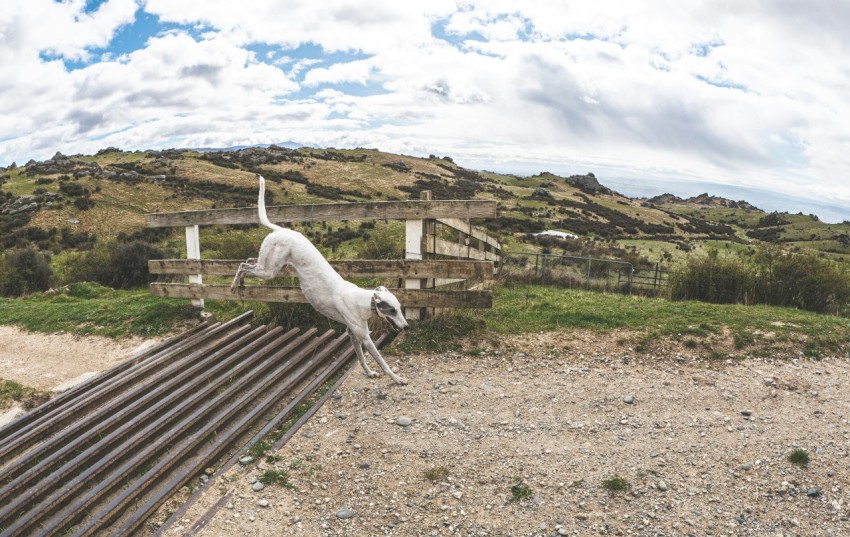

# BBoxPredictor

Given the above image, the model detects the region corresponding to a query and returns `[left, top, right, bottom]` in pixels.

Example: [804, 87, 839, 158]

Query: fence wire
[503, 252, 669, 295]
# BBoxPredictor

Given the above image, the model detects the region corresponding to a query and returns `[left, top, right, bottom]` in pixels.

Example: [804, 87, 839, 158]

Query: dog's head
[372, 286, 409, 331]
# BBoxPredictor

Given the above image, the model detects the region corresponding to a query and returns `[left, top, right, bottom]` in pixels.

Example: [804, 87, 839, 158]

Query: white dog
[231, 175, 410, 384]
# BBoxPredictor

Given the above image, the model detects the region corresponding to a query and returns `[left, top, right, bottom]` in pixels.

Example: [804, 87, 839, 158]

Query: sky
[1, 0, 848, 222]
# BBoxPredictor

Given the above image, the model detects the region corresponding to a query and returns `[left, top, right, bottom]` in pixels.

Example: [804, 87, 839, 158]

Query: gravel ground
[162, 330, 850, 537]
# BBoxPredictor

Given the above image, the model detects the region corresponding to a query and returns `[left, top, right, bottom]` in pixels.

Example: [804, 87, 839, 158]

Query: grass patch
[787, 448, 810, 466]
[509, 478, 533, 502]
[601, 475, 631, 493]
[258, 469, 294, 488]
[0, 285, 196, 338]
[0, 379, 50, 410]
[484, 283, 850, 356]
[424, 466, 450, 482]
[395, 312, 486, 354]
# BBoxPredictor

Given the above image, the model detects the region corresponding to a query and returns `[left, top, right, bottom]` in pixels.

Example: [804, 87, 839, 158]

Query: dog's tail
[257, 175, 284, 232]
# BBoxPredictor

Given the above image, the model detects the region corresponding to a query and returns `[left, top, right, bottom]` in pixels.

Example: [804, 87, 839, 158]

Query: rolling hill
[2, 146, 849, 272]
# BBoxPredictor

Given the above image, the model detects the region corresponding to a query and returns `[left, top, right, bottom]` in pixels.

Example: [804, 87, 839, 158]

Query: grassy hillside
[2, 146, 849, 273]
[2, 281, 847, 363]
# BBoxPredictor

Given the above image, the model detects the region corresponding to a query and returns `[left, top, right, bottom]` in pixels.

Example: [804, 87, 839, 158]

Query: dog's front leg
[348, 330, 379, 378]
[363, 336, 407, 385]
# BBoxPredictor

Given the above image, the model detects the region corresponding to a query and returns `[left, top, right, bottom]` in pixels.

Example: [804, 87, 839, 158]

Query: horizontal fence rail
[149, 258, 494, 281]
[150, 283, 494, 308]
[145, 190, 501, 316]
[145, 199, 498, 227]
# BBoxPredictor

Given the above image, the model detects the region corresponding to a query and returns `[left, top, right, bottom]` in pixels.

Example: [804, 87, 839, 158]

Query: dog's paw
[392, 376, 408, 386]
[365, 370, 380, 378]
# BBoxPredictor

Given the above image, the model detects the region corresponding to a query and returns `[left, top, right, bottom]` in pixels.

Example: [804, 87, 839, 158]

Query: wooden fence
[145, 191, 501, 319]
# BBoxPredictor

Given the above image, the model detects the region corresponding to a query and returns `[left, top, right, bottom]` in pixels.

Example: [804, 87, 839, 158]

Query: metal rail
[0, 311, 367, 536]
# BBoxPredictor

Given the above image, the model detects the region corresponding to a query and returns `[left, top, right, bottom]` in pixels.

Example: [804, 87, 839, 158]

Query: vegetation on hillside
[1, 145, 849, 319]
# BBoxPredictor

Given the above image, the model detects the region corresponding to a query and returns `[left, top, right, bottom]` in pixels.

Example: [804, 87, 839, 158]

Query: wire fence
[502, 252, 670, 295]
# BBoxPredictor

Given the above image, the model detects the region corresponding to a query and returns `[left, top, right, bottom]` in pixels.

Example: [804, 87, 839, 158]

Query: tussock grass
[788, 448, 810, 466]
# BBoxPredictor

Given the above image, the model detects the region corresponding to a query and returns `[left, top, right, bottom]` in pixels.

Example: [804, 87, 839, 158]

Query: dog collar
[370, 295, 378, 315]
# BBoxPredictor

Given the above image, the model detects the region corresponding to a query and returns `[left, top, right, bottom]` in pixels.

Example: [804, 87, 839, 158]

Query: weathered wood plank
[148, 259, 494, 280]
[432, 237, 489, 261]
[145, 200, 498, 227]
[436, 218, 501, 250]
[149, 283, 492, 308]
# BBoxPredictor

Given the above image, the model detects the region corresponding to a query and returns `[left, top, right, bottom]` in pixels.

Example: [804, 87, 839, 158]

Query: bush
[0, 247, 54, 296]
[106, 241, 164, 288]
[671, 248, 850, 315]
[216, 230, 262, 260]
[756, 251, 850, 315]
[356, 225, 403, 260]
[62, 240, 163, 289]
[670, 249, 756, 305]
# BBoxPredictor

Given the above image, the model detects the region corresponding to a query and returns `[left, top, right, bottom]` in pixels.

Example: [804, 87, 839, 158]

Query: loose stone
[252, 482, 265, 492]
[258, 499, 269, 508]
[239, 456, 255, 466]
[624, 395, 635, 404]
[396, 416, 412, 426]
[336, 507, 355, 519]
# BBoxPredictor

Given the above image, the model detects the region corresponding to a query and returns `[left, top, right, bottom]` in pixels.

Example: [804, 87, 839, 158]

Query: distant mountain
[188, 141, 316, 152]
[646, 193, 759, 211]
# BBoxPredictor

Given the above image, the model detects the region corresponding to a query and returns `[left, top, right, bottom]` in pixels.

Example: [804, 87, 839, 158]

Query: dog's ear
[374, 285, 388, 293]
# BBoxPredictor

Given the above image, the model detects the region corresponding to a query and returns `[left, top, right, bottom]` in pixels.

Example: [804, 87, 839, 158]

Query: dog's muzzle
[388, 319, 409, 333]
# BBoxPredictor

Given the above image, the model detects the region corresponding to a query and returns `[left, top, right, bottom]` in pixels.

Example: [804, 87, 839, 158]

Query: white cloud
[1, 1, 848, 217]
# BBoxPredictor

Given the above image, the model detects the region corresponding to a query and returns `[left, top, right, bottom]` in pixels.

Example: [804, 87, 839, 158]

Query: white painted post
[404, 215, 424, 321]
[404, 191, 433, 320]
[185, 225, 204, 310]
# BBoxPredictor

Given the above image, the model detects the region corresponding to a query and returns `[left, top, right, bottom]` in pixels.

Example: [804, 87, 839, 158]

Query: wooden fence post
[405, 191, 434, 320]
[185, 225, 204, 310]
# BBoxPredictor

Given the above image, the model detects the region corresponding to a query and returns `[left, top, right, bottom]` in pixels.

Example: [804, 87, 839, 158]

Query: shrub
[216, 230, 262, 260]
[356, 225, 403, 260]
[756, 251, 850, 314]
[671, 248, 850, 315]
[670, 249, 756, 305]
[62, 240, 163, 289]
[106, 241, 164, 288]
[0, 247, 53, 297]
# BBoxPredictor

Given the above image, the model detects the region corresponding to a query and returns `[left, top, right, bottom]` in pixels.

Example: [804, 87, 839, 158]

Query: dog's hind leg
[230, 260, 257, 293]
[363, 336, 407, 385]
[348, 329, 379, 378]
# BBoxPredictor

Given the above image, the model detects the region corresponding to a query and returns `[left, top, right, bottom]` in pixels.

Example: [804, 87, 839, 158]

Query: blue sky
[1, 0, 848, 221]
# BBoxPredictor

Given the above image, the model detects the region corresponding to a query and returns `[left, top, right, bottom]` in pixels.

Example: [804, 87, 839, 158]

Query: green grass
[601, 475, 631, 492]
[258, 469, 294, 488]
[484, 283, 850, 352]
[509, 479, 533, 502]
[424, 466, 450, 482]
[0, 284, 197, 338]
[787, 448, 810, 466]
[0, 379, 50, 410]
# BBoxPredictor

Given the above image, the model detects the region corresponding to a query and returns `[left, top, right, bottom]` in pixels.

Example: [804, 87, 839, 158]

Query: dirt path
[0, 326, 160, 425]
[159, 331, 850, 536]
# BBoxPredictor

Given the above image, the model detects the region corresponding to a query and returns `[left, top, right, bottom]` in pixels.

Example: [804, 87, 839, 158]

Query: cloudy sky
[1, 1, 848, 221]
